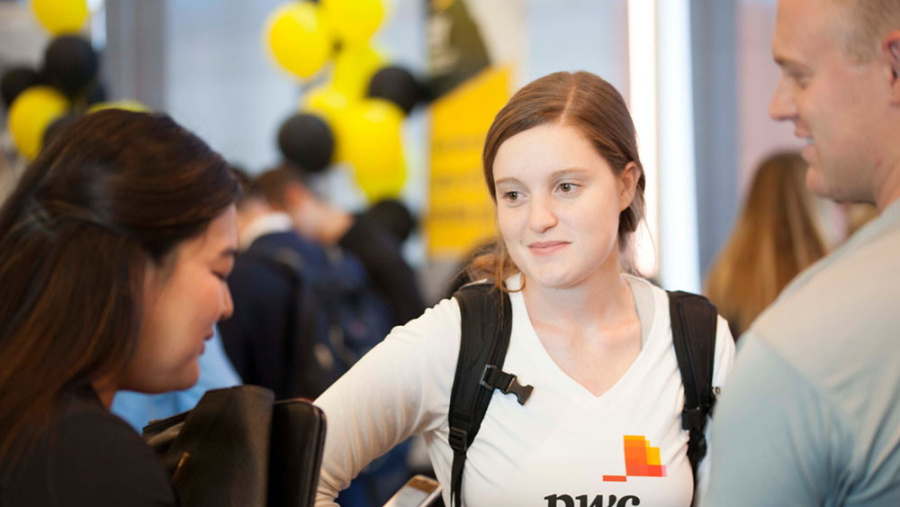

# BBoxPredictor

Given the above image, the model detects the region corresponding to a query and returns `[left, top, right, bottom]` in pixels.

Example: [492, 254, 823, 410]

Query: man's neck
[875, 160, 900, 211]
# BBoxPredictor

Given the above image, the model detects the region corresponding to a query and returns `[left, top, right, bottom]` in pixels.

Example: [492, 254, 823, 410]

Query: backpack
[447, 283, 719, 507]
[244, 241, 394, 400]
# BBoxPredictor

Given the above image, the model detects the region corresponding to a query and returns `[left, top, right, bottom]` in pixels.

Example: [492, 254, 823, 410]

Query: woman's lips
[528, 241, 569, 255]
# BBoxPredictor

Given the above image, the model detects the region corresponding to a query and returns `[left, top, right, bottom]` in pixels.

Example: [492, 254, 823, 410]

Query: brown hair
[704, 151, 828, 337]
[0, 110, 240, 465]
[468, 71, 645, 288]
[254, 163, 308, 210]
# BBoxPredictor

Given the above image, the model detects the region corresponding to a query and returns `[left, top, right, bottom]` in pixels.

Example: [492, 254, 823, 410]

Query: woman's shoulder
[5, 388, 178, 506]
[622, 274, 669, 316]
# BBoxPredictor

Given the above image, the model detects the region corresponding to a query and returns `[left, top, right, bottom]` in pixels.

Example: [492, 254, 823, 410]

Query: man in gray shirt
[703, 0, 900, 505]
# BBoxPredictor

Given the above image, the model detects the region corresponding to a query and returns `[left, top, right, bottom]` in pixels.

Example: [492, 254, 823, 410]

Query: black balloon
[367, 66, 422, 115]
[277, 113, 334, 173]
[364, 199, 416, 243]
[84, 80, 108, 105]
[1, 67, 42, 108]
[43, 36, 99, 96]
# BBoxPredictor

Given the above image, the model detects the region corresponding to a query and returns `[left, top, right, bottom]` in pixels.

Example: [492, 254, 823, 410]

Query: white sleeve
[694, 314, 736, 503]
[313, 298, 462, 506]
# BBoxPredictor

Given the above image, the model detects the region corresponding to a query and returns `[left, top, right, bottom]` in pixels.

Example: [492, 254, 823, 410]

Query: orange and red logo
[602, 435, 666, 482]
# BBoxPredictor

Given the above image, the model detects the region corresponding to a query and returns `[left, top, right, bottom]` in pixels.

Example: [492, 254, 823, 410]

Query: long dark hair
[0, 109, 240, 464]
[469, 71, 646, 286]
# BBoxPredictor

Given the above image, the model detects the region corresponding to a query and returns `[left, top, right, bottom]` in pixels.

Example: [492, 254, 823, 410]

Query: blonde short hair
[831, 0, 900, 61]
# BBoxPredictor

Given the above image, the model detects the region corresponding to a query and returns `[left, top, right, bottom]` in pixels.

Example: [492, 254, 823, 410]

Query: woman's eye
[504, 191, 519, 201]
[558, 182, 577, 193]
[213, 271, 228, 282]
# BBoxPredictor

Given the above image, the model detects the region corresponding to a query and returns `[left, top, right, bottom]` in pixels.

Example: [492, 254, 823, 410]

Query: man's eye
[560, 183, 573, 192]
[787, 71, 811, 89]
[504, 191, 519, 201]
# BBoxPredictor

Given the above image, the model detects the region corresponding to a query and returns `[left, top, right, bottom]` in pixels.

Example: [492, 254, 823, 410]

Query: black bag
[142, 385, 326, 507]
[447, 283, 719, 507]
[245, 242, 394, 400]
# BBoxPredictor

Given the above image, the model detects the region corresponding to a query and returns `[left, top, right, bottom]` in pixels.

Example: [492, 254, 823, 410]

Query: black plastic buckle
[448, 426, 468, 452]
[480, 365, 533, 405]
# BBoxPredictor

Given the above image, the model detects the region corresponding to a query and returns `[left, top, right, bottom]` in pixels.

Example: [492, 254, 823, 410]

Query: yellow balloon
[321, 0, 385, 45]
[338, 99, 406, 201]
[266, 2, 333, 80]
[8, 86, 69, 160]
[332, 45, 385, 100]
[301, 85, 350, 160]
[88, 100, 150, 113]
[303, 85, 351, 124]
[31, 0, 89, 35]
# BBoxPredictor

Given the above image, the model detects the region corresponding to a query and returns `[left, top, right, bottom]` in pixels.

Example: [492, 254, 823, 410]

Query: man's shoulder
[749, 214, 900, 394]
[759, 209, 900, 324]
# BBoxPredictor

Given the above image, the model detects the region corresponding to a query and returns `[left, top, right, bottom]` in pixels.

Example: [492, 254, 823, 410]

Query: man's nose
[769, 76, 797, 121]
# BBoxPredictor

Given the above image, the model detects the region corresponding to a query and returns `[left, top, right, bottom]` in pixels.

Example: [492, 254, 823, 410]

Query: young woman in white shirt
[315, 71, 735, 507]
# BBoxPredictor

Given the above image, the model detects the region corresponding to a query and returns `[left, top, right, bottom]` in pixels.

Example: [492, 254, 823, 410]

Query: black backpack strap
[667, 290, 718, 487]
[448, 283, 515, 507]
[243, 246, 321, 399]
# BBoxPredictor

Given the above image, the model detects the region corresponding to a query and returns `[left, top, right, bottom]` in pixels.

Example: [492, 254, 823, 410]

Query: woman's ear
[618, 161, 641, 211]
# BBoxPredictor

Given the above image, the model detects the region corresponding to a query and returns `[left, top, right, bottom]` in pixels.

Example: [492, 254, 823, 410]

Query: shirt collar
[239, 212, 294, 250]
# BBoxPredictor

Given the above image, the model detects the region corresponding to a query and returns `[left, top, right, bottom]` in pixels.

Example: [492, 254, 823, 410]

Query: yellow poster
[425, 66, 510, 259]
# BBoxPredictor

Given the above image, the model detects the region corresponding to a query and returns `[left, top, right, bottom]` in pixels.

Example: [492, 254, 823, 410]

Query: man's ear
[618, 161, 641, 211]
[884, 31, 900, 103]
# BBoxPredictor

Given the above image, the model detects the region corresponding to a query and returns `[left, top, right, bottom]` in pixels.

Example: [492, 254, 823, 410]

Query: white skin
[769, 0, 900, 210]
[93, 205, 239, 408]
[493, 122, 642, 397]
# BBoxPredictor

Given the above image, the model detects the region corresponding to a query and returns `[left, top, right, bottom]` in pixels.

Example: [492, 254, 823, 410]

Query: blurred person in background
[256, 165, 424, 327]
[704, 151, 829, 337]
[225, 166, 411, 506]
[221, 167, 344, 399]
[0, 110, 240, 506]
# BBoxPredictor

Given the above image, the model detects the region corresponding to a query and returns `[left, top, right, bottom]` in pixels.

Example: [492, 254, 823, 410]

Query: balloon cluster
[1, 0, 146, 160]
[265, 0, 427, 203]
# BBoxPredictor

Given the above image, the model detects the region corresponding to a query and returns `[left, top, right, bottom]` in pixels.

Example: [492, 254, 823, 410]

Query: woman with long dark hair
[0, 109, 241, 505]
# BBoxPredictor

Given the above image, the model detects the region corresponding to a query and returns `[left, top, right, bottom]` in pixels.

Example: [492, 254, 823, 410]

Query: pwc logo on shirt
[543, 436, 663, 507]
[602, 435, 666, 482]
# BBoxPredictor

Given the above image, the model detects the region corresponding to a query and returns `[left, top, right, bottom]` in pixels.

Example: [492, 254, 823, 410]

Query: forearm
[314, 299, 460, 503]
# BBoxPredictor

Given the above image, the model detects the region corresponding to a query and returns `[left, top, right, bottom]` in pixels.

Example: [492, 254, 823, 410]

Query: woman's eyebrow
[550, 167, 591, 179]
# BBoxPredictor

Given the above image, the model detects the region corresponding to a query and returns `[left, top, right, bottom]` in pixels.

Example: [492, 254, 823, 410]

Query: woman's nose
[220, 285, 234, 321]
[528, 196, 558, 233]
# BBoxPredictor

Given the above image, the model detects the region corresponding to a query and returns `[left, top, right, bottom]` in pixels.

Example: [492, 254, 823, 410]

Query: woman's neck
[521, 267, 635, 333]
[90, 378, 117, 410]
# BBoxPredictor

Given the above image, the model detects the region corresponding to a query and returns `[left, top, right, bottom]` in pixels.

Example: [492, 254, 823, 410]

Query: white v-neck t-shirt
[315, 275, 735, 506]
